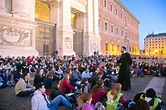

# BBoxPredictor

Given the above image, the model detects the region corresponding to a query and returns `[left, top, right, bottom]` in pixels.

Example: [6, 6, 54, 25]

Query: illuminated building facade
[0, 0, 139, 57]
[144, 33, 166, 56]
[99, 0, 140, 55]
[0, 0, 101, 57]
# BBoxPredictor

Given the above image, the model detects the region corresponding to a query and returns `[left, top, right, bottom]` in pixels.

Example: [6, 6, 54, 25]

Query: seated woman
[44, 72, 53, 95]
[77, 93, 94, 110]
[91, 79, 108, 106]
[144, 88, 164, 110]
[14, 69, 23, 83]
[50, 81, 77, 103]
[0, 76, 7, 89]
[15, 72, 34, 97]
[106, 83, 128, 110]
[81, 78, 90, 94]
[31, 83, 74, 110]
[34, 68, 44, 87]
[60, 74, 77, 93]
[1, 69, 14, 86]
[50, 81, 66, 100]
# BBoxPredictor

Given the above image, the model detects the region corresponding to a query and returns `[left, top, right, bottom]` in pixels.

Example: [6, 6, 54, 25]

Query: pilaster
[58, 0, 75, 56]
[83, 0, 101, 56]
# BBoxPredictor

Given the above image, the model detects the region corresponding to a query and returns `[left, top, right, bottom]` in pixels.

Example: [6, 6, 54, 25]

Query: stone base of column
[0, 7, 7, 14]
[0, 14, 39, 57]
[0, 46, 38, 57]
[58, 27, 75, 56]
[83, 32, 101, 56]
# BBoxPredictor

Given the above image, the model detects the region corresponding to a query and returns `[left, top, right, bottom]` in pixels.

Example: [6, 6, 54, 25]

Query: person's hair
[130, 99, 150, 110]
[36, 69, 40, 75]
[23, 72, 30, 77]
[59, 74, 69, 88]
[81, 78, 88, 84]
[77, 93, 92, 107]
[146, 88, 156, 98]
[50, 81, 59, 92]
[92, 79, 104, 93]
[46, 72, 53, 78]
[98, 71, 103, 76]
[66, 68, 71, 74]
[111, 83, 122, 100]
[122, 46, 126, 50]
[35, 83, 44, 90]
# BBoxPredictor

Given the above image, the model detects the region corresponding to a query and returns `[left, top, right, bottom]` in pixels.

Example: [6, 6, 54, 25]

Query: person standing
[117, 46, 132, 91]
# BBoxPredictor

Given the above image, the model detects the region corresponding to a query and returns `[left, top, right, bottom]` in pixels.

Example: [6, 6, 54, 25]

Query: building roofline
[145, 32, 166, 38]
[118, 0, 140, 24]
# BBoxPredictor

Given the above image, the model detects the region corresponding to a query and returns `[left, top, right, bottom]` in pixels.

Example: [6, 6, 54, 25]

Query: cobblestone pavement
[0, 75, 165, 110]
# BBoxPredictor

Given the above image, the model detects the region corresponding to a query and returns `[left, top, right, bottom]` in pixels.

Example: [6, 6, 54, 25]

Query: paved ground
[0, 75, 166, 110]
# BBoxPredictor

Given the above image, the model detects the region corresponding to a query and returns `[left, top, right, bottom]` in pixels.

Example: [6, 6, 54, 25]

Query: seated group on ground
[0, 54, 165, 110]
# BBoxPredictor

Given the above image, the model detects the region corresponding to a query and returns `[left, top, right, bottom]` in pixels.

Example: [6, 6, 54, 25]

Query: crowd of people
[0, 50, 166, 110]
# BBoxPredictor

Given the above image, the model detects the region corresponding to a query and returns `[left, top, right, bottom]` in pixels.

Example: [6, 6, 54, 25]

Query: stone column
[12, 0, 35, 19]
[83, 0, 101, 55]
[93, 0, 101, 54]
[58, 0, 75, 56]
[86, 0, 93, 33]
[0, 0, 7, 13]
[93, 0, 99, 36]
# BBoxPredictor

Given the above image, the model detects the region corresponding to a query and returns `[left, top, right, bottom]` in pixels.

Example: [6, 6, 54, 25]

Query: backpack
[95, 102, 105, 110]
[133, 92, 145, 102]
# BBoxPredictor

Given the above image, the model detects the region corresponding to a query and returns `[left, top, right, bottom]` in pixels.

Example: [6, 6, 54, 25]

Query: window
[116, 9, 118, 15]
[111, 25, 114, 32]
[120, 13, 122, 18]
[106, 42, 108, 51]
[121, 30, 123, 36]
[116, 26, 118, 34]
[105, 22, 108, 30]
[110, 4, 112, 11]
[104, 0, 107, 8]
[98, 15, 101, 29]
[43, 44, 49, 54]
[129, 47, 131, 52]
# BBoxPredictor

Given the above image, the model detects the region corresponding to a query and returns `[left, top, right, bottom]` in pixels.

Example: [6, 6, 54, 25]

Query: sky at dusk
[120, 0, 166, 50]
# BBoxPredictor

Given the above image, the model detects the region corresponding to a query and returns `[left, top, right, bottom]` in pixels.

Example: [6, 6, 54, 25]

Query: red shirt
[60, 79, 75, 93]
[91, 88, 108, 105]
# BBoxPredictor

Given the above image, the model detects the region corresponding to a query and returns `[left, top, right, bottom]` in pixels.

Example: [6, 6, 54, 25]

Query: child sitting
[144, 88, 164, 110]
[81, 78, 90, 93]
[106, 83, 128, 110]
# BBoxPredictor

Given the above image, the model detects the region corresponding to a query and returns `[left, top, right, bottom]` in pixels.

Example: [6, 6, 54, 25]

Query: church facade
[0, 0, 139, 57]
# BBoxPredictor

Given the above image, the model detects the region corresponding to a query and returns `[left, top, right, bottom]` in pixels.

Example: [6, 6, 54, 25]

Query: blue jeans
[49, 95, 72, 110]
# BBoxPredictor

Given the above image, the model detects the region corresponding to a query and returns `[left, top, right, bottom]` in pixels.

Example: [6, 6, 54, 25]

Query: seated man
[15, 72, 34, 97]
[31, 83, 74, 110]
